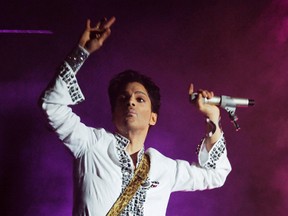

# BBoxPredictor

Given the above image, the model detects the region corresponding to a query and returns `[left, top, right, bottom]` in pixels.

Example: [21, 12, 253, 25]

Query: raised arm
[168, 84, 231, 192]
[40, 17, 116, 158]
[189, 84, 221, 152]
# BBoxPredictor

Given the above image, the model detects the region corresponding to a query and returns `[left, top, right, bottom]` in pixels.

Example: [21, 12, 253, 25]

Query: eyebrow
[118, 90, 149, 98]
[134, 91, 148, 97]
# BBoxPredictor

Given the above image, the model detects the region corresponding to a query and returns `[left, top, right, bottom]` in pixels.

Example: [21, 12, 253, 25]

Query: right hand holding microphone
[189, 83, 220, 122]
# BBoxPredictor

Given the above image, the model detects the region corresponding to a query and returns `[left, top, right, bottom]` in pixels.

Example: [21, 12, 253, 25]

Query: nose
[127, 96, 135, 107]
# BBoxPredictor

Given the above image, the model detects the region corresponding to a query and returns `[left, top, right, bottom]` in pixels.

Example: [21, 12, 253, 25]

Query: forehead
[124, 82, 148, 95]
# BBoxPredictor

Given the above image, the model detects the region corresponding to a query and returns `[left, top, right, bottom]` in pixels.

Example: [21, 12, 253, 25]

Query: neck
[118, 129, 147, 155]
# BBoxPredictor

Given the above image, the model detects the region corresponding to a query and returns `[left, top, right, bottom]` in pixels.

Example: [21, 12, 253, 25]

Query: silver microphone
[190, 93, 255, 108]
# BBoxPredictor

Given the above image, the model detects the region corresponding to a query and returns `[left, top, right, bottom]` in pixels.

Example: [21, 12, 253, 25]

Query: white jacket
[40, 46, 232, 216]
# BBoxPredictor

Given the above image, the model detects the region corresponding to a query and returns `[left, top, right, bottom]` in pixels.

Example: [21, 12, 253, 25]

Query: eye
[137, 97, 145, 103]
[117, 94, 127, 103]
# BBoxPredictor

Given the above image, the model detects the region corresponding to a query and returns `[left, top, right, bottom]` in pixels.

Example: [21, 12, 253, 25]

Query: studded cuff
[59, 62, 85, 104]
[196, 133, 226, 169]
[65, 45, 89, 73]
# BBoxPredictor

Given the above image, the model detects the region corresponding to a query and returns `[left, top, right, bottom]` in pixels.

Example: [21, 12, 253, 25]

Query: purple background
[1, 0, 288, 215]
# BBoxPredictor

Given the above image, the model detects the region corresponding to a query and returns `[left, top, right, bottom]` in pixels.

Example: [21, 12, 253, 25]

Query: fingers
[90, 17, 116, 31]
[104, 16, 116, 29]
[97, 17, 115, 42]
[189, 84, 214, 99]
[94, 18, 106, 30]
[89, 17, 115, 40]
[200, 90, 214, 99]
[86, 19, 91, 29]
[196, 88, 214, 99]
[98, 28, 111, 44]
[96, 19, 104, 29]
[188, 83, 194, 95]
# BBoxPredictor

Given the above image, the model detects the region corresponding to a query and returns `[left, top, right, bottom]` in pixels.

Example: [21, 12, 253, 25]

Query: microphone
[190, 92, 255, 131]
[190, 93, 255, 108]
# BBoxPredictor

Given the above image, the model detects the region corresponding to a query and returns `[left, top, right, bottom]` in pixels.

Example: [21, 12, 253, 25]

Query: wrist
[206, 111, 220, 123]
[204, 117, 222, 152]
[65, 45, 89, 73]
[205, 116, 222, 138]
[201, 104, 220, 122]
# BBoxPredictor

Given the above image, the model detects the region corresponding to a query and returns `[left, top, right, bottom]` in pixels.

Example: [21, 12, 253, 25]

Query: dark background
[1, 0, 287, 215]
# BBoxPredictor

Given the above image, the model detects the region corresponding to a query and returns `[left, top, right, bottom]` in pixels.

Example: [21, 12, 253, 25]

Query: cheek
[142, 110, 153, 121]
[113, 105, 124, 116]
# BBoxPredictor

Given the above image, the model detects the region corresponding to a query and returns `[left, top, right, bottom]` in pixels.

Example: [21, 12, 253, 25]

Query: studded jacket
[40, 46, 232, 216]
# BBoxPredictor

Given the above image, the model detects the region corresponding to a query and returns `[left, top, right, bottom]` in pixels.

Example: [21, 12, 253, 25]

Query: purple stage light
[0, 29, 53, 34]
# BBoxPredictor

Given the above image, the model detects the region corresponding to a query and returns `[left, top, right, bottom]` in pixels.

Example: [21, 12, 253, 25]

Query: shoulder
[92, 128, 114, 139]
[84, 128, 118, 151]
[146, 148, 177, 168]
[145, 148, 178, 186]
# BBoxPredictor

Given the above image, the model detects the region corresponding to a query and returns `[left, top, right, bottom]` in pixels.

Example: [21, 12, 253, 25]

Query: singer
[40, 17, 231, 216]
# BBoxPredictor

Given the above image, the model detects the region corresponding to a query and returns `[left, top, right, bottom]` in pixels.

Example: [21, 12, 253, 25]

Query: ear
[149, 112, 158, 126]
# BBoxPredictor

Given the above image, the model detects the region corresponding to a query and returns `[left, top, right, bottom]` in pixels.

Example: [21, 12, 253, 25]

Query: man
[40, 17, 231, 216]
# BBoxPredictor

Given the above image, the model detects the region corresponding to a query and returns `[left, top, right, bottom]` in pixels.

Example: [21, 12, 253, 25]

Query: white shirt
[40, 46, 231, 216]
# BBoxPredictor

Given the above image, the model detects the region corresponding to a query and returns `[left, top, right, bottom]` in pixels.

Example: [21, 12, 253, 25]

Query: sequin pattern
[59, 46, 88, 104]
[59, 63, 84, 104]
[115, 134, 150, 216]
[65, 46, 89, 73]
[203, 135, 226, 169]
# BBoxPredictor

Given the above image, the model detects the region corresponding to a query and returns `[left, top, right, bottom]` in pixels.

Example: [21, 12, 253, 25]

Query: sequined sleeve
[197, 133, 227, 169]
[40, 46, 95, 158]
[58, 45, 89, 104]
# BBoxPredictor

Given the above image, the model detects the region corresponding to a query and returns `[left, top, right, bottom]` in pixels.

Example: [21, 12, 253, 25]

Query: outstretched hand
[79, 17, 116, 53]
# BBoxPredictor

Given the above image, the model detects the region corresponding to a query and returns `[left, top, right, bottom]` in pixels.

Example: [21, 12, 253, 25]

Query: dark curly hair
[108, 70, 161, 114]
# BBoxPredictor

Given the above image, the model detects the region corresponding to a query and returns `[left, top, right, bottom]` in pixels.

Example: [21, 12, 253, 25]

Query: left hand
[189, 83, 220, 122]
[189, 83, 222, 150]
